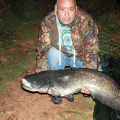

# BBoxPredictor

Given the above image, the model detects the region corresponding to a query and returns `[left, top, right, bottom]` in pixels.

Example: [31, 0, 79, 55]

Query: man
[36, 0, 101, 99]
[36, 0, 101, 96]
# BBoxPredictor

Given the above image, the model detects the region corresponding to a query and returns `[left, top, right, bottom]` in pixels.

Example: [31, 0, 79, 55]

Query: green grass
[0, 8, 39, 91]
[0, 50, 35, 79]
[77, 0, 120, 57]
[97, 13, 120, 57]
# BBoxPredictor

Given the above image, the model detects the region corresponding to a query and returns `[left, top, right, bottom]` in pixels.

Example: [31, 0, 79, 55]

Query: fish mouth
[21, 78, 37, 92]
[21, 78, 50, 92]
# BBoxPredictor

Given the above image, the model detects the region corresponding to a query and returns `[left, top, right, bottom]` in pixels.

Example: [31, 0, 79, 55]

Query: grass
[97, 13, 120, 57]
[0, 0, 120, 92]
[77, 0, 120, 57]
[0, 6, 40, 91]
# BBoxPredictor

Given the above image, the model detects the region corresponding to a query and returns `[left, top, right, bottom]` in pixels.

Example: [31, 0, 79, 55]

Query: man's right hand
[81, 87, 91, 94]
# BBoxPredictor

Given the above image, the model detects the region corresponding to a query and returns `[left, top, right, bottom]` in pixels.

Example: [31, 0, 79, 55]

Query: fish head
[21, 78, 50, 93]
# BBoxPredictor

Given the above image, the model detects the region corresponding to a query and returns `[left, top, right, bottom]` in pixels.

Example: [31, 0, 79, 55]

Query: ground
[0, 69, 95, 120]
[0, 38, 95, 120]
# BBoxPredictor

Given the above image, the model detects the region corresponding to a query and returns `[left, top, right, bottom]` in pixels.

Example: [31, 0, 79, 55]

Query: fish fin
[49, 95, 62, 104]
[65, 95, 74, 102]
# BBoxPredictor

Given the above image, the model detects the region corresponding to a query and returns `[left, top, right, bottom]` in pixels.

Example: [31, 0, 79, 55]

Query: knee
[48, 46, 59, 57]
[98, 64, 102, 71]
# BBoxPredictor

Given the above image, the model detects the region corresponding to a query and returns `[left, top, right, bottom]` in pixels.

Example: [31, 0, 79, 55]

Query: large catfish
[21, 68, 120, 111]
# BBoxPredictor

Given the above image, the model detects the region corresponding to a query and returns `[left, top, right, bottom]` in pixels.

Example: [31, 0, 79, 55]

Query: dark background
[3, 0, 120, 20]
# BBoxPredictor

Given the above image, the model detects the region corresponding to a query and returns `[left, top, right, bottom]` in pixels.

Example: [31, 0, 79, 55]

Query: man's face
[55, 0, 77, 25]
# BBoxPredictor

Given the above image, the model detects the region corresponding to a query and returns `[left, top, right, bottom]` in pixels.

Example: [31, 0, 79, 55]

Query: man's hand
[81, 87, 91, 94]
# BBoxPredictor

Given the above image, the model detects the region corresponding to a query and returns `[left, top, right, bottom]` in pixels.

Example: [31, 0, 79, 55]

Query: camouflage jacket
[36, 6, 100, 72]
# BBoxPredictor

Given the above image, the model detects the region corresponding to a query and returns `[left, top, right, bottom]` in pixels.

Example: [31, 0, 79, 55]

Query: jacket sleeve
[79, 10, 100, 70]
[36, 20, 51, 71]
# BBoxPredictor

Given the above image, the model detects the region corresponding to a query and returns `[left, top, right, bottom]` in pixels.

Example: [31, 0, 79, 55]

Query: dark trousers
[93, 101, 120, 120]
